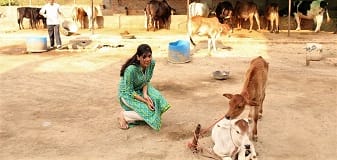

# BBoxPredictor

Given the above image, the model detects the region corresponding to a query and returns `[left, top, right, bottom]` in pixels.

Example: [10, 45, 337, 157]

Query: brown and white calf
[72, 6, 87, 29]
[212, 118, 257, 160]
[188, 16, 231, 54]
[223, 56, 268, 141]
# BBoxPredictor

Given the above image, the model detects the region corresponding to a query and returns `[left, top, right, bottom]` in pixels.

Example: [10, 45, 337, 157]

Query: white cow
[212, 118, 257, 160]
[84, 6, 98, 30]
[293, 0, 331, 32]
[189, 2, 210, 18]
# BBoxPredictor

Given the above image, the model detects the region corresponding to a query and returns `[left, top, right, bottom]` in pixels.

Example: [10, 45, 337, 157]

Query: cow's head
[223, 93, 258, 119]
[234, 119, 249, 135]
[320, 1, 329, 11]
[320, 1, 331, 22]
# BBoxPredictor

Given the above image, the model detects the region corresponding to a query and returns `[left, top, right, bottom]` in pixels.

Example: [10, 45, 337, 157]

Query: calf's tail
[326, 10, 331, 23]
[190, 36, 196, 46]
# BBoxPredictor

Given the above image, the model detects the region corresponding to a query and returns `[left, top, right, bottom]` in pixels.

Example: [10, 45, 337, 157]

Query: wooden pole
[91, 0, 94, 34]
[187, 0, 190, 38]
[288, 0, 291, 36]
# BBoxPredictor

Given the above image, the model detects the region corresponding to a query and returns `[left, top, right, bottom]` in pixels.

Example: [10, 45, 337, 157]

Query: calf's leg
[252, 106, 259, 141]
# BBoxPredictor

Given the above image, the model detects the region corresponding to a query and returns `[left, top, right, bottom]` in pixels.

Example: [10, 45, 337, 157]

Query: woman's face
[137, 52, 152, 69]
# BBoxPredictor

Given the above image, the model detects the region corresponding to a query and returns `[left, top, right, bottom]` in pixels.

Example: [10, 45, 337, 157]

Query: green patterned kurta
[118, 60, 170, 131]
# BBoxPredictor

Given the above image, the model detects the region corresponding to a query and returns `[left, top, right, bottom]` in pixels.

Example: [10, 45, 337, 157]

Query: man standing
[40, 0, 63, 49]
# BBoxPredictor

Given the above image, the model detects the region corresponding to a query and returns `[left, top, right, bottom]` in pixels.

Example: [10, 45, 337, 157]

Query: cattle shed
[101, 0, 337, 17]
[7, 0, 337, 16]
[1, 0, 336, 31]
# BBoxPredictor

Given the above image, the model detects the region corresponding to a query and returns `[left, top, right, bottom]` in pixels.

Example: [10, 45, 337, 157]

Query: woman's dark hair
[120, 44, 152, 76]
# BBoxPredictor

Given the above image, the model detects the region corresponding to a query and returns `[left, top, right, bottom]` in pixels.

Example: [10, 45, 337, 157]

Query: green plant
[0, 0, 18, 6]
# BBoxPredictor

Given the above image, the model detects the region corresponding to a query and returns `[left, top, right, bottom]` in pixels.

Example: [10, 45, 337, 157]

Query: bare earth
[0, 28, 336, 160]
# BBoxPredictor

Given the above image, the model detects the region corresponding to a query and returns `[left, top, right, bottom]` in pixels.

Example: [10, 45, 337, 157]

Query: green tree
[0, 0, 18, 6]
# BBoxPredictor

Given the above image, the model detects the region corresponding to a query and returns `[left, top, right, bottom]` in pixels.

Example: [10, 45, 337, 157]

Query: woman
[118, 44, 170, 131]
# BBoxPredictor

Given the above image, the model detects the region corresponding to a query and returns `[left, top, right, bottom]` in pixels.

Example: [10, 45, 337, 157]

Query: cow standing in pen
[145, 0, 173, 31]
[264, 3, 280, 33]
[215, 1, 233, 26]
[292, 0, 331, 32]
[72, 6, 87, 29]
[233, 0, 261, 32]
[17, 7, 46, 30]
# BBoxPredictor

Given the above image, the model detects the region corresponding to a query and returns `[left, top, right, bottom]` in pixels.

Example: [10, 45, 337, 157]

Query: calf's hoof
[252, 135, 258, 142]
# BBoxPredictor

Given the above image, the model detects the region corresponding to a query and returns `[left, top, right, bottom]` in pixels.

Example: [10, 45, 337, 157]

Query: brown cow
[264, 3, 280, 33]
[72, 6, 87, 29]
[223, 56, 269, 141]
[233, 0, 261, 32]
[145, 0, 173, 31]
[188, 16, 231, 54]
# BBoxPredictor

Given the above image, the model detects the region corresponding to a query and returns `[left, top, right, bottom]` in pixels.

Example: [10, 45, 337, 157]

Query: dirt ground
[0, 27, 337, 160]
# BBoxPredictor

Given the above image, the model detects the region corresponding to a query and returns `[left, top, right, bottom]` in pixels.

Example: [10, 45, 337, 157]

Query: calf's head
[223, 93, 258, 119]
[221, 23, 232, 36]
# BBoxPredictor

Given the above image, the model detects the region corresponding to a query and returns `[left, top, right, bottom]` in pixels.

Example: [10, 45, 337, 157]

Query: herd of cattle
[147, 0, 331, 33]
[15, 0, 332, 34]
[16, 5, 98, 30]
[144, 0, 332, 53]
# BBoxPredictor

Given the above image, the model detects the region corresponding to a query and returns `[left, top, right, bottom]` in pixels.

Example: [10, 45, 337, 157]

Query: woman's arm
[134, 92, 154, 111]
[142, 84, 154, 110]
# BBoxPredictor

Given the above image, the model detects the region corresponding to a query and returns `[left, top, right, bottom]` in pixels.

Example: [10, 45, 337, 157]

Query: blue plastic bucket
[168, 40, 191, 63]
[26, 36, 47, 53]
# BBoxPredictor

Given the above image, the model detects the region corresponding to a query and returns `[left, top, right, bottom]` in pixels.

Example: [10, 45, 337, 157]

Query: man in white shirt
[39, 0, 63, 49]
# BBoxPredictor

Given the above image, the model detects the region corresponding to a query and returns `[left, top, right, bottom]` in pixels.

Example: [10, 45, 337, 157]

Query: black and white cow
[215, 1, 233, 25]
[293, 0, 331, 32]
[17, 7, 46, 30]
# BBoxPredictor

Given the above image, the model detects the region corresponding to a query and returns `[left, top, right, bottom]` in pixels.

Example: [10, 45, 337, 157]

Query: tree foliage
[0, 0, 18, 6]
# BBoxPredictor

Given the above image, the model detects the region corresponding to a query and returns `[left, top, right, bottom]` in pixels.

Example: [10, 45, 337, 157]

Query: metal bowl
[213, 70, 230, 80]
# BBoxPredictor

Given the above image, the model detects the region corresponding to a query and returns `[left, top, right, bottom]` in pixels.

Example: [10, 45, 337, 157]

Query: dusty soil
[0, 27, 336, 160]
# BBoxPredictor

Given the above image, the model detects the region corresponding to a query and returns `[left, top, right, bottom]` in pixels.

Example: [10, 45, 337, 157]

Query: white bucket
[26, 36, 47, 53]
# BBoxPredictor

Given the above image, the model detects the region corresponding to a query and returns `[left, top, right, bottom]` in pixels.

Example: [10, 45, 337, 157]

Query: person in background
[39, 0, 63, 49]
[117, 44, 170, 131]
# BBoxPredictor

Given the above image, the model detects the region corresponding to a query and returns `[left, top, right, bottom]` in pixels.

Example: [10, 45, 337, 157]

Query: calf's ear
[223, 93, 233, 99]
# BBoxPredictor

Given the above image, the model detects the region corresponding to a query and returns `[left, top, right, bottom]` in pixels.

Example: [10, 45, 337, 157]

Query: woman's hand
[144, 94, 154, 111]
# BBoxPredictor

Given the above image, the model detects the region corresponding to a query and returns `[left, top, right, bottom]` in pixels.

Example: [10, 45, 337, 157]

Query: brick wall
[103, 0, 187, 15]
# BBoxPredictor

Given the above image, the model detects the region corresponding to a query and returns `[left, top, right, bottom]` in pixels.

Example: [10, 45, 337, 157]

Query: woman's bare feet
[118, 111, 128, 130]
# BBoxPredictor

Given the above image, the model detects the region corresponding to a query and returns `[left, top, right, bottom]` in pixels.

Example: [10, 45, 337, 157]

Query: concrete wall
[100, 15, 187, 30]
[0, 6, 186, 31]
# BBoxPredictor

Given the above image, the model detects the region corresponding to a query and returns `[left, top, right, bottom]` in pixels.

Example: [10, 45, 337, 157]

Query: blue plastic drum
[168, 40, 191, 63]
[26, 36, 47, 53]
